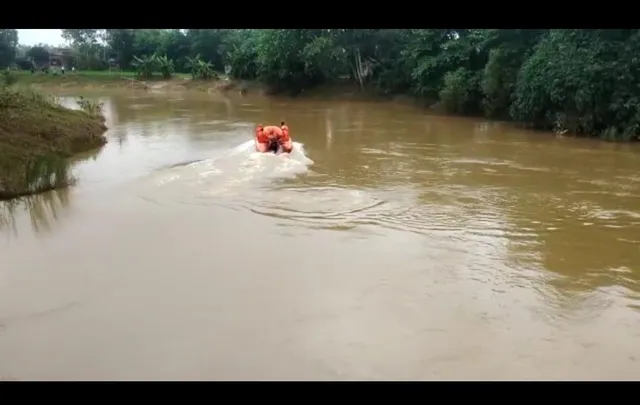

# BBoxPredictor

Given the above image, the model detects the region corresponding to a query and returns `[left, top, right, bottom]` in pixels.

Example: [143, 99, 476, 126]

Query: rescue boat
[255, 122, 293, 154]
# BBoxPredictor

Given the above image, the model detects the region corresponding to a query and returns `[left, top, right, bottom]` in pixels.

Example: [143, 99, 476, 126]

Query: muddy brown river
[1, 90, 640, 380]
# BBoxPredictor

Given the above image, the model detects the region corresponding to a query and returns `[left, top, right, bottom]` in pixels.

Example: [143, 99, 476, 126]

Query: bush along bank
[0, 86, 108, 200]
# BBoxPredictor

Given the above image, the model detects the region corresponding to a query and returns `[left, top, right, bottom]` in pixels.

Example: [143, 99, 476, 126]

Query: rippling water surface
[1, 91, 640, 380]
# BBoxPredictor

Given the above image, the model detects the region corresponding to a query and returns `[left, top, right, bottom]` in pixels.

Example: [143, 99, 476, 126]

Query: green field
[13, 69, 193, 83]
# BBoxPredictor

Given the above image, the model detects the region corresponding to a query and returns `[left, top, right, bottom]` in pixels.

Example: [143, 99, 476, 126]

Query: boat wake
[135, 140, 314, 206]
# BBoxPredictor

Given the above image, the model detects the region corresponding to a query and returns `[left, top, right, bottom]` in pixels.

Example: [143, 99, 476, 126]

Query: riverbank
[0, 86, 108, 200]
[10, 70, 264, 94]
[9, 70, 617, 140]
[13, 70, 412, 98]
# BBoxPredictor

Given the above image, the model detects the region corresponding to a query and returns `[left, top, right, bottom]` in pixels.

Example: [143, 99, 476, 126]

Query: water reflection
[0, 200, 18, 235]
[0, 147, 101, 238]
[0, 187, 71, 237]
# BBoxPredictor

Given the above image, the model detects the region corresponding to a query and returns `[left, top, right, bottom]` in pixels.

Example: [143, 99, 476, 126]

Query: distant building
[49, 47, 73, 69]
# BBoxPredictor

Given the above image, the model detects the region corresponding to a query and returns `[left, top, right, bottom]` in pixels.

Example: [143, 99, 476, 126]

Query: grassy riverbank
[9, 69, 424, 102]
[9, 70, 260, 94]
[0, 85, 108, 200]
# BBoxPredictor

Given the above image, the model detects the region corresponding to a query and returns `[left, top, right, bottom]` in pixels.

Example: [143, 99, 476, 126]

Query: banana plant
[156, 55, 175, 79]
[131, 53, 158, 79]
[186, 54, 219, 80]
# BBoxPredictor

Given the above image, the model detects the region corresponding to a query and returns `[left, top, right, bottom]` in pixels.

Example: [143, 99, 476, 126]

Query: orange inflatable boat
[255, 121, 293, 154]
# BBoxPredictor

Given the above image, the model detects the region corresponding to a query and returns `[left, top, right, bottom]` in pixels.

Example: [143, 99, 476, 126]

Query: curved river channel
[1, 90, 640, 380]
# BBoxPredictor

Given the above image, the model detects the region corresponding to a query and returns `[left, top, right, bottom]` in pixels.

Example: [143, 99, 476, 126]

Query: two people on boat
[255, 121, 293, 154]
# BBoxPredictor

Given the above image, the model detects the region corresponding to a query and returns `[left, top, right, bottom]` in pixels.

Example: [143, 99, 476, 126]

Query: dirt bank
[0, 86, 108, 200]
[13, 71, 428, 104]
[14, 71, 264, 95]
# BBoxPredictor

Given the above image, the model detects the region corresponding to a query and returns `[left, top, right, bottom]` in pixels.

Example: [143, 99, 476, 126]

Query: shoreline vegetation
[2, 29, 638, 143]
[0, 85, 108, 201]
[7, 69, 262, 94]
[1, 28, 640, 200]
[7, 68, 400, 101]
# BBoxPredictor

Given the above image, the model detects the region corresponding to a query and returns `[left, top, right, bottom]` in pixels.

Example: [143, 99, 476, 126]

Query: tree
[104, 29, 135, 69]
[61, 29, 101, 47]
[186, 29, 229, 70]
[0, 29, 18, 68]
[26, 45, 50, 66]
[62, 29, 106, 70]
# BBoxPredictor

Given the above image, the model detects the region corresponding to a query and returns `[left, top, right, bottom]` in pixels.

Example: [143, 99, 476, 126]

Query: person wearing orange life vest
[255, 121, 293, 154]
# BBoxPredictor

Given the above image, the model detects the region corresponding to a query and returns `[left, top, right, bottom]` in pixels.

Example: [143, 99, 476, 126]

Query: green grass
[0, 86, 108, 200]
[14, 69, 192, 82]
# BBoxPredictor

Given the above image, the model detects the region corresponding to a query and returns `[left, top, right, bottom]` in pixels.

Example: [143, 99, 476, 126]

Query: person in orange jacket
[255, 121, 293, 154]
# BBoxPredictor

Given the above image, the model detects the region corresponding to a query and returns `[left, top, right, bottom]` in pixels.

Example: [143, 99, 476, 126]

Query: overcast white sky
[17, 29, 65, 46]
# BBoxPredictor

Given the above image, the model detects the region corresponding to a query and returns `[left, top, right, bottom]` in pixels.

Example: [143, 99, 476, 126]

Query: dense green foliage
[3, 29, 640, 140]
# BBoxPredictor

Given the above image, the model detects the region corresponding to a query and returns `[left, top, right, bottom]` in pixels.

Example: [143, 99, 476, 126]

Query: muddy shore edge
[0, 86, 108, 201]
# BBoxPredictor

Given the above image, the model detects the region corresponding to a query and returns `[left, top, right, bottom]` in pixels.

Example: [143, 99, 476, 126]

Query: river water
[1, 90, 640, 380]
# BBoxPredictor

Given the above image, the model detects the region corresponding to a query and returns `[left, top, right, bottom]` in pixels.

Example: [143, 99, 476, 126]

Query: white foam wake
[138, 139, 314, 204]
